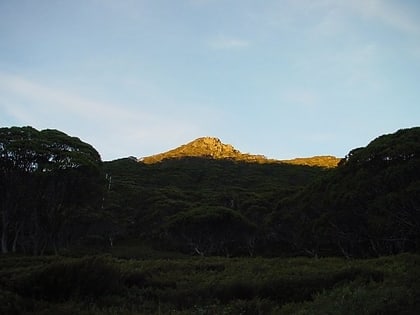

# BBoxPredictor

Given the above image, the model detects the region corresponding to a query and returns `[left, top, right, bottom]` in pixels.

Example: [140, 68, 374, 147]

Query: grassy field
[0, 253, 419, 314]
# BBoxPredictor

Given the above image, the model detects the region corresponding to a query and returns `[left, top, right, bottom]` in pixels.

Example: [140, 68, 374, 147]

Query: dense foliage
[101, 127, 420, 258]
[1, 126, 419, 258]
[102, 157, 326, 256]
[1, 126, 420, 314]
[0, 127, 103, 255]
[276, 127, 420, 257]
[0, 253, 418, 314]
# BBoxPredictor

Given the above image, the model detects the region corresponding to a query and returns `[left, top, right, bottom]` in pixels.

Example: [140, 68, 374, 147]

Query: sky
[1, 0, 420, 161]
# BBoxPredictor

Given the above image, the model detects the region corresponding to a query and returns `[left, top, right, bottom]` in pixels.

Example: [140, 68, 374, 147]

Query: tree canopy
[277, 127, 420, 257]
[1, 126, 419, 258]
[0, 126, 103, 254]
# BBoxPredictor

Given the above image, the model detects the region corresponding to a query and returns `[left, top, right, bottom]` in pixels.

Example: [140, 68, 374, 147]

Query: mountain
[280, 156, 341, 168]
[140, 137, 268, 163]
[139, 136, 341, 167]
[3, 125, 419, 259]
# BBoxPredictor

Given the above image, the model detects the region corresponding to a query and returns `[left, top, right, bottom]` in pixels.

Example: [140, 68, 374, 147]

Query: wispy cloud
[280, 87, 320, 110]
[309, 0, 420, 35]
[0, 74, 136, 121]
[207, 37, 250, 50]
[268, 0, 420, 37]
[348, 0, 420, 35]
[0, 73, 202, 160]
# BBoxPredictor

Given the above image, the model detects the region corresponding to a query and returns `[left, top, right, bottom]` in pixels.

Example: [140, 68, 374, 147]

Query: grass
[0, 253, 419, 314]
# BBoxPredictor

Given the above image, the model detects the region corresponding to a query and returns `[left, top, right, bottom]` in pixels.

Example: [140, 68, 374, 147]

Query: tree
[276, 127, 420, 257]
[164, 206, 256, 256]
[0, 126, 103, 254]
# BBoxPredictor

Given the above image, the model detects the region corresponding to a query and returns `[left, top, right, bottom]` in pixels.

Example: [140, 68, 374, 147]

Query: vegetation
[101, 128, 420, 258]
[0, 127, 104, 255]
[0, 253, 418, 314]
[276, 127, 420, 257]
[102, 156, 327, 256]
[1, 126, 420, 313]
[280, 155, 340, 168]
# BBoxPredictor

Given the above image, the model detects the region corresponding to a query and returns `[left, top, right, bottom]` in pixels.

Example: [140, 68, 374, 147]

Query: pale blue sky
[1, 0, 419, 160]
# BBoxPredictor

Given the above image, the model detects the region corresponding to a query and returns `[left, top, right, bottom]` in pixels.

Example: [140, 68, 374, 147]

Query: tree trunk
[12, 222, 23, 253]
[1, 228, 8, 254]
[1, 212, 9, 254]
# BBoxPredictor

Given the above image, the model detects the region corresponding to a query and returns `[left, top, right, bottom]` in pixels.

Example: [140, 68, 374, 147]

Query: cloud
[348, 0, 420, 35]
[89, 0, 146, 19]
[268, 0, 420, 38]
[280, 88, 320, 110]
[0, 73, 202, 160]
[0, 74, 133, 120]
[309, 0, 420, 35]
[188, 0, 214, 5]
[207, 37, 250, 50]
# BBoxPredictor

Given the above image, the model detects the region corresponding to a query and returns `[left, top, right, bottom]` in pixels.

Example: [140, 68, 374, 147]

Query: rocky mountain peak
[139, 136, 341, 167]
[186, 137, 238, 155]
[140, 137, 265, 164]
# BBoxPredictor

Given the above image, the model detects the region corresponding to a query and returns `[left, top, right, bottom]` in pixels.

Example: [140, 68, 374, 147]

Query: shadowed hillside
[103, 156, 329, 257]
[1, 126, 418, 257]
[1, 126, 420, 314]
[275, 127, 420, 257]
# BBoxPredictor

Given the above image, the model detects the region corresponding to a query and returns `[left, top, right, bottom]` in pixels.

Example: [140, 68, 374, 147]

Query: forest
[0, 126, 419, 314]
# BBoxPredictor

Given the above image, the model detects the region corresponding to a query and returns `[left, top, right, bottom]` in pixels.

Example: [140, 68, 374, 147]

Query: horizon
[138, 134, 343, 161]
[3, 125, 413, 162]
[1, 1, 420, 160]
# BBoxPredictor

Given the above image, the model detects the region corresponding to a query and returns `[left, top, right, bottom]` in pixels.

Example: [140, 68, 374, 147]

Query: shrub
[225, 298, 276, 315]
[0, 288, 25, 315]
[279, 281, 417, 315]
[13, 256, 122, 301]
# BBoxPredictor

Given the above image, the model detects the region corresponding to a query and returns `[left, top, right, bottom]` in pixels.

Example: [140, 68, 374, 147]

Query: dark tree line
[275, 127, 420, 257]
[0, 127, 103, 255]
[103, 128, 420, 258]
[102, 156, 330, 257]
[164, 206, 256, 256]
[2, 126, 419, 258]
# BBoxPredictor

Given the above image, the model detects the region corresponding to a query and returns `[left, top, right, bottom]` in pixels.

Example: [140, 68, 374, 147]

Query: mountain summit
[139, 137, 341, 167]
[140, 137, 267, 164]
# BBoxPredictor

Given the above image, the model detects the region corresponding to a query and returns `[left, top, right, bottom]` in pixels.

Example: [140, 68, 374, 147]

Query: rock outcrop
[280, 156, 341, 168]
[140, 137, 267, 164]
[139, 136, 341, 167]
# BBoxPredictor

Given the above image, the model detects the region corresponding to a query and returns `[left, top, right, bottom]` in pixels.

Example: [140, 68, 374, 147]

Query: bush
[279, 282, 414, 315]
[0, 254, 418, 314]
[12, 256, 122, 301]
[225, 298, 276, 315]
[0, 288, 25, 315]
